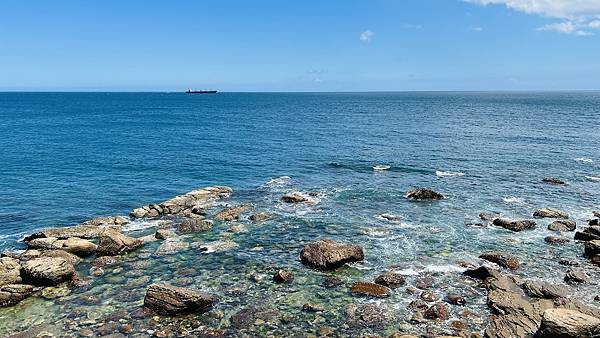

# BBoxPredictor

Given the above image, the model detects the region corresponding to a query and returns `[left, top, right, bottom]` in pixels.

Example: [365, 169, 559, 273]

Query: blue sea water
[1, 92, 600, 336]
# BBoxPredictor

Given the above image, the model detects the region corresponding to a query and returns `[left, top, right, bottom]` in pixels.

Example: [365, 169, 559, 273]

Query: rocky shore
[1, 182, 599, 337]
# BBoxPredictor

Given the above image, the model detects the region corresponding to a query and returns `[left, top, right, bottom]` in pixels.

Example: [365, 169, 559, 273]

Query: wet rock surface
[143, 284, 217, 315]
[542, 177, 566, 185]
[492, 218, 536, 232]
[405, 188, 444, 200]
[350, 281, 392, 298]
[533, 208, 569, 219]
[536, 309, 600, 337]
[374, 272, 406, 288]
[548, 220, 576, 232]
[479, 252, 520, 270]
[21, 257, 75, 286]
[97, 230, 143, 256]
[300, 239, 364, 270]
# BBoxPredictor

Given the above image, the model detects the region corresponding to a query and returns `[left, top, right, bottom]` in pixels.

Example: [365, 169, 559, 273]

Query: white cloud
[469, 26, 484, 31]
[465, 0, 600, 35]
[360, 30, 374, 43]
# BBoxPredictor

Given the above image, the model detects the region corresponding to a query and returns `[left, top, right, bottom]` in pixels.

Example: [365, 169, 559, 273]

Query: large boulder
[533, 208, 569, 219]
[96, 230, 143, 256]
[575, 227, 600, 242]
[300, 239, 364, 270]
[480, 252, 520, 270]
[144, 284, 217, 315]
[176, 219, 214, 234]
[548, 220, 576, 232]
[0, 284, 36, 307]
[584, 240, 600, 257]
[493, 218, 536, 232]
[535, 309, 600, 338]
[405, 188, 444, 201]
[0, 257, 22, 286]
[21, 257, 75, 286]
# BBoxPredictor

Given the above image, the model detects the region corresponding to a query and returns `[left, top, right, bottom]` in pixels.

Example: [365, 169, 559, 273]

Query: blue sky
[1, 0, 600, 91]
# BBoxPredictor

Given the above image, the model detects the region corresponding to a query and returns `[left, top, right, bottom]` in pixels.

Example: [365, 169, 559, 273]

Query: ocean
[1, 92, 599, 336]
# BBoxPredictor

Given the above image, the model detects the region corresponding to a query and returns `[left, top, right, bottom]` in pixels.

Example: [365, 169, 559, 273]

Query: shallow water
[1, 92, 600, 336]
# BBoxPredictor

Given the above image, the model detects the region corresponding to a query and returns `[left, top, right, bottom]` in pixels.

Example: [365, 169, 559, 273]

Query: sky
[1, 0, 600, 92]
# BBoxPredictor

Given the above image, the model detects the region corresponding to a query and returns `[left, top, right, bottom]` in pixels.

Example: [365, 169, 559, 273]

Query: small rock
[350, 281, 392, 298]
[302, 303, 325, 312]
[479, 251, 520, 270]
[479, 212, 500, 221]
[155, 229, 176, 240]
[446, 293, 466, 305]
[249, 212, 270, 222]
[548, 220, 576, 232]
[564, 268, 589, 284]
[407, 299, 429, 312]
[558, 258, 579, 266]
[492, 218, 536, 232]
[215, 204, 252, 221]
[584, 240, 600, 256]
[143, 284, 217, 315]
[273, 270, 294, 283]
[300, 239, 364, 270]
[323, 277, 343, 289]
[420, 291, 437, 302]
[405, 188, 444, 200]
[380, 213, 402, 221]
[533, 208, 569, 219]
[281, 193, 308, 203]
[542, 177, 566, 185]
[450, 320, 467, 330]
[374, 272, 406, 288]
[423, 303, 448, 321]
[346, 303, 390, 328]
[544, 236, 569, 244]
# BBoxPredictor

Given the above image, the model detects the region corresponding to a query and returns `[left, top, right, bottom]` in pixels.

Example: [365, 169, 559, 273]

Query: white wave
[585, 175, 600, 182]
[436, 170, 465, 177]
[122, 219, 164, 232]
[396, 264, 463, 275]
[575, 157, 594, 163]
[502, 196, 526, 205]
[375, 213, 403, 222]
[373, 165, 391, 171]
[266, 176, 292, 186]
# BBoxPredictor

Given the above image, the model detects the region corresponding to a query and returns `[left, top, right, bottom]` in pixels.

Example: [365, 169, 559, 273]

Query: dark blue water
[1, 92, 600, 335]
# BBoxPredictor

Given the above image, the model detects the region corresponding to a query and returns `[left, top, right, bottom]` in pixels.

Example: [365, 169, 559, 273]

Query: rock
[594, 211, 600, 218]
[420, 291, 437, 302]
[273, 270, 294, 283]
[535, 309, 600, 338]
[21, 257, 75, 286]
[446, 293, 466, 305]
[130, 207, 147, 218]
[544, 236, 570, 244]
[229, 306, 278, 329]
[323, 277, 343, 289]
[480, 252, 520, 270]
[155, 229, 176, 240]
[302, 303, 325, 313]
[215, 204, 252, 221]
[584, 240, 600, 256]
[96, 230, 143, 256]
[176, 219, 213, 234]
[281, 193, 308, 203]
[249, 212, 270, 222]
[36, 250, 81, 265]
[0, 284, 35, 307]
[564, 269, 589, 284]
[62, 237, 97, 256]
[533, 208, 569, 219]
[154, 238, 189, 256]
[558, 259, 579, 266]
[480, 212, 500, 221]
[350, 281, 392, 298]
[542, 177, 565, 185]
[492, 218, 536, 232]
[0, 257, 22, 286]
[24, 225, 107, 241]
[591, 255, 600, 267]
[405, 188, 444, 200]
[300, 239, 364, 270]
[346, 303, 390, 328]
[374, 272, 406, 288]
[130, 186, 233, 218]
[522, 280, 568, 299]
[423, 303, 448, 320]
[575, 228, 600, 241]
[407, 299, 429, 312]
[143, 284, 217, 315]
[463, 265, 501, 280]
[548, 220, 576, 232]
[91, 255, 118, 267]
[84, 216, 129, 226]
[589, 219, 599, 226]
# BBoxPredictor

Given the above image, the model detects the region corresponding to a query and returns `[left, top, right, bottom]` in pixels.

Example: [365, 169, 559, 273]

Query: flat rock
[480, 252, 520, 270]
[300, 239, 364, 270]
[24, 225, 109, 241]
[176, 219, 213, 234]
[405, 188, 444, 200]
[533, 208, 569, 219]
[215, 204, 252, 221]
[374, 272, 406, 288]
[542, 177, 566, 185]
[131, 186, 233, 218]
[548, 220, 576, 232]
[544, 236, 570, 244]
[281, 193, 308, 203]
[522, 280, 568, 299]
[154, 238, 189, 256]
[564, 269, 589, 284]
[21, 257, 75, 286]
[350, 281, 391, 298]
[144, 284, 217, 315]
[536, 309, 600, 338]
[62, 237, 97, 256]
[0, 284, 36, 307]
[492, 218, 536, 232]
[97, 230, 143, 256]
[84, 216, 129, 226]
[0, 257, 22, 286]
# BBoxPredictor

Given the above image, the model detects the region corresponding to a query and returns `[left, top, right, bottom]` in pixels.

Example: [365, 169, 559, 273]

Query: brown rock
[300, 239, 364, 270]
[273, 270, 294, 283]
[564, 269, 589, 284]
[155, 229, 176, 240]
[62, 237, 97, 256]
[21, 257, 75, 286]
[215, 204, 252, 221]
[0, 257, 22, 286]
[446, 293, 466, 305]
[480, 252, 520, 270]
[281, 193, 308, 203]
[346, 303, 390, 328]
[584, 240, 600, 256]
[374, 272, 406, 288]
[302, 303, 325, 312]
[0, 284, 35, 307]
[548, 220, 576, 232]
[144, 284, 217, 315]
[544, 236, 570, 244]
[405, 188, 444, 200]
[97, 230, 143, 256]
[420, 291, 437, 302]
[535, 309, 600, 338]
[423, 303, 448, 320]
[533, 208, 569, 219]
[351, 281, 392, 298]
[492, 218, 536, 232]
[521, 280, 568, 299]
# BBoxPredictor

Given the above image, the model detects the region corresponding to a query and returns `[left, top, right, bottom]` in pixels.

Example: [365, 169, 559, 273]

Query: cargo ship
[185, 89, 218, 94]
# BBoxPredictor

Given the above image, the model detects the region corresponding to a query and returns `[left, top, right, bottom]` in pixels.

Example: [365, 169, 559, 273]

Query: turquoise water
[1, 92, 599, 336]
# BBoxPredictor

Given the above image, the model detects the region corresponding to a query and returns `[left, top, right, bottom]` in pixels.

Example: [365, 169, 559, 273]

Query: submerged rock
[281, 193, 308, 203]
[154, 229, 176, 240]
[21, 257, 75, 286]
[542, 177, 566, 185]
[405, 188, 444, 201]
[144, 284, 217, 316]
[0, 284, 36, 307]
[154, 238, 189, 256]
[535, 309, 600, 338]
[97, 230, 143, 256]
[374, 272, 406, 288]
[492, 218, 536, 232]
[176, 219, 213, 234]
[300, 239, 364, 270]
[533, 208, 569, 219]
[346, 303, 391, 328]
[215, 204, 252, 221]
[272, 270, 294, 283]
[480, 252, 520, 270]
[350, 281, 392, 298]
[0, 257, 22, 286]
[548, 220, 576, 232]
[480, 212, 500, 221]
[249, 212, 271, 222]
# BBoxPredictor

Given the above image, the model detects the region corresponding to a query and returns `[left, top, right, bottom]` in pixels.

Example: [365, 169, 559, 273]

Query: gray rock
[131, 186, 233, 218]
[544, 236, 570, 244]
[281, 193, 308, 203]
[548, 220, 576, 232]
[97, 230, 143, 256]
[249, 212, 271, 222]
[144, 284, 217, 315]
[374, 272, 406, 288]
[533, 208, 569, 219]
[522, 280, 568, 299]
[215, 204, 252, 221]
[493, 218, 537, 232]
[0, 257, 22, 286]
[21, 257, 75, 286]
[176, 219, 213, 234]
[300, 239, 364, 270]
[405, 188, 444, 200]
[0, 284, 36, 307]
[480, 252, 520, 270]
[155, 229, 176, 240]
[535, 309, 600, 338]
[564, 268, 589, 284]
